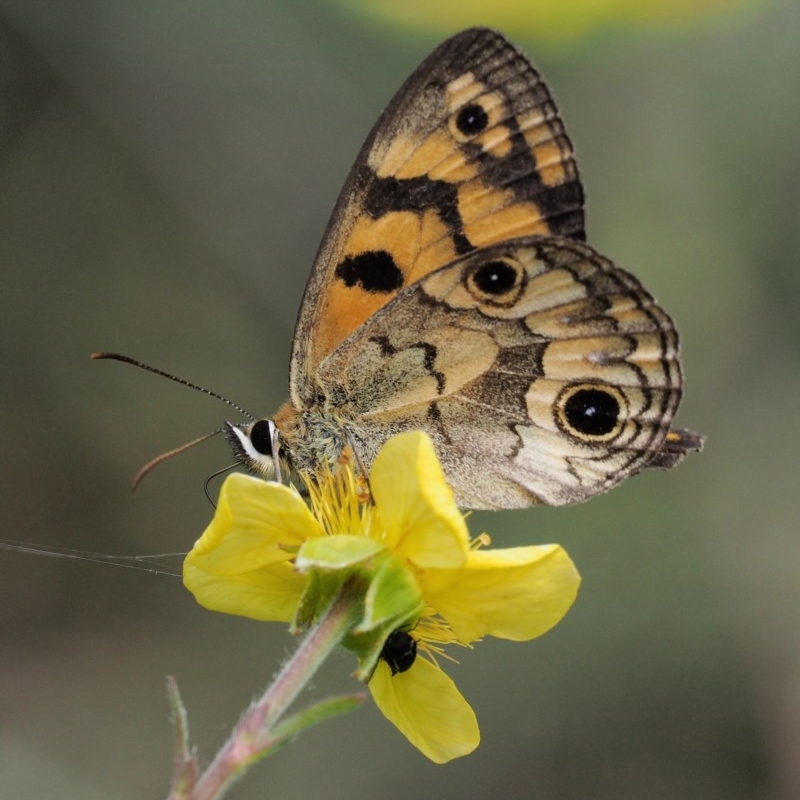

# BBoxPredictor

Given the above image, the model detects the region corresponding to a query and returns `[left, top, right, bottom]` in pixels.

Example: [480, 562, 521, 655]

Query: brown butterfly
[224, 27, 703, 509]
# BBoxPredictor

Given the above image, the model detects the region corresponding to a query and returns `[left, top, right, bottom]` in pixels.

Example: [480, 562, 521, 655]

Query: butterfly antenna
[92, 352, 256, 490]
[91, 352, 256, 420]
[131, 429, 225, 490]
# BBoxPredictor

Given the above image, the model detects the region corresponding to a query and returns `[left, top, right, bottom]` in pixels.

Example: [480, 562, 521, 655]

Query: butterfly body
[228, 28, 702, 510]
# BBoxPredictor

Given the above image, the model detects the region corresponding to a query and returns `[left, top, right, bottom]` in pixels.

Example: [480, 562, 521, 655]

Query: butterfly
[225, 27, 703, 509]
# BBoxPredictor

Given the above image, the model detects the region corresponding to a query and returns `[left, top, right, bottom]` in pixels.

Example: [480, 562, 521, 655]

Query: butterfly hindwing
[315, 236, 684, 508]
[290, 28, 585, 405]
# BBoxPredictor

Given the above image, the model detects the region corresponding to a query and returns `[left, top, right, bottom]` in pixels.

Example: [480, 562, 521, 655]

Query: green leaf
[265, 693, 367, 756]
[166, 676, 198, 796]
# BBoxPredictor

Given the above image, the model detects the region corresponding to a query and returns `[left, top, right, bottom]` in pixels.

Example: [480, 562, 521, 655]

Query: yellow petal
[184, 559, 306, 622]
[422, 544, 580, 643]
[188, 473, 323, 575]
[183, 473, 319, 621]
[369, 657, 479, 763]
[370, 432, 468, 569]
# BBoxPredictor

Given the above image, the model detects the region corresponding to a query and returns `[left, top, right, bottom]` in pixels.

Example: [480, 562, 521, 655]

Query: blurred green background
[2, 1, 798, 798]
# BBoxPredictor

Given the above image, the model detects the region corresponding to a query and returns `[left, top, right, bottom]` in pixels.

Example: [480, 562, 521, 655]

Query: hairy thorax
[273, 400, 355, 476]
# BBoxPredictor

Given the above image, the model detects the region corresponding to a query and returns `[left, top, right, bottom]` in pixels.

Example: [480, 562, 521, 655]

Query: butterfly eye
[249, 419, 274, 456]
[455, 102, 489, 137]
[380, 630, 418, 676]
[465, 258, 525, 306]
[556, 384, 626, 442]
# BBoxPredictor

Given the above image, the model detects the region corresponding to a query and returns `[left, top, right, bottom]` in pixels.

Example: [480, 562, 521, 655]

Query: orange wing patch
[311, 209, 458, 365]
[295, 29, 586, 390]
[457, 182, 553, 247]
[376, 127, 483, 183]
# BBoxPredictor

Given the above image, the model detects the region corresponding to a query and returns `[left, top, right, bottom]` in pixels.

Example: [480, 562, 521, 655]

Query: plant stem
[262, 589, 361, 727]
[172, 589, 362, 800]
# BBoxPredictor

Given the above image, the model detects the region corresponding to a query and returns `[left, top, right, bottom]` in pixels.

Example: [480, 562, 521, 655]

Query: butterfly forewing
[290, 28, 585, 404]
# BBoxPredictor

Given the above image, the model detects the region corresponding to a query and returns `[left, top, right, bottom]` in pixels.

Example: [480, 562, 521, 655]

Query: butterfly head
[224, 419, 282, 480]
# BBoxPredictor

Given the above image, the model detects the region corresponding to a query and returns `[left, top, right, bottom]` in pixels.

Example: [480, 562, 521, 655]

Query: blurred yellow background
[1, 1, 798, 798]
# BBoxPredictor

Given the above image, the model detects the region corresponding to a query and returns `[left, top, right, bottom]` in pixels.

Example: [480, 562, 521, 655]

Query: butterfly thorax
[273, 400, 354, 477]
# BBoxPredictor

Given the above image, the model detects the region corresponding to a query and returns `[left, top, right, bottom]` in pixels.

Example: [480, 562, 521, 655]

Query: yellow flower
[184, 432, 581, 763]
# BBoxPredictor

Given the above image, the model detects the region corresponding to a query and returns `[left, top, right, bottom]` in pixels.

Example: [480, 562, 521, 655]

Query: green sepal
[296, 535, 383, 571]
[293, 537, 422, 674]
[358, 554, 423, 634]
[343, 556, 423, 681]
[292, 535, 385, 631]
[292, 568, 355, 632]
[343, 621, 400, 681]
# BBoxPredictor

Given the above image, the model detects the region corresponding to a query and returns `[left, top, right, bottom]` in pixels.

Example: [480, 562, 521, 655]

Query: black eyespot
[249, 420, 273, 455]
[335, 250, 403, 294]
[380, 630, 417, 675]
[466, 259, 525, 307]
[473, 261, 516, 295]
[563, 388, 621, 437]
[455, 103, 489, 136]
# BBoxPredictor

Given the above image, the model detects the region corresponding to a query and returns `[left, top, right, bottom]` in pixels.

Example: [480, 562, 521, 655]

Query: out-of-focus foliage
[330, 0, 764, 47]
